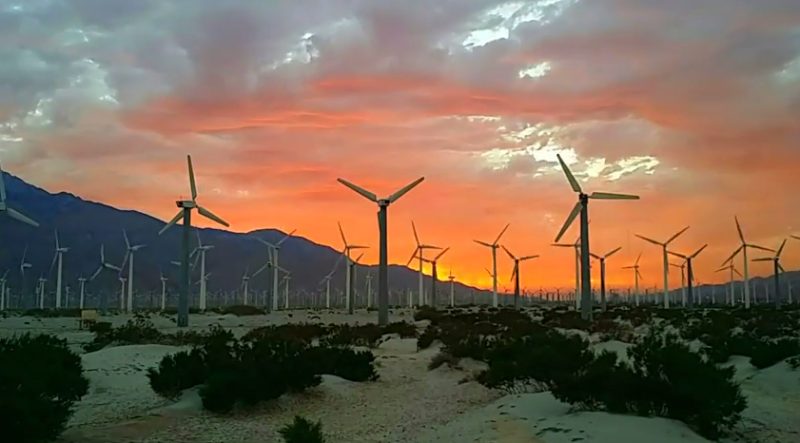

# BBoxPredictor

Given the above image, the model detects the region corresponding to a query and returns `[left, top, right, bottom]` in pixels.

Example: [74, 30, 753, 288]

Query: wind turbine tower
[636, 226, 690, 308]
[337, 177, 425, 326]
[502, 245, 539, 308]
[720, 217, 772, 309]
[590, 247, 621, 311]
[121, 229, 146, 312]
[474, 224, 510, 308]
[668, 244, 708, 307]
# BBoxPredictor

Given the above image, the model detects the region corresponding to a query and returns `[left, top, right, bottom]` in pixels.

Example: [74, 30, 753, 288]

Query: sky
[1, 0, 799, 292]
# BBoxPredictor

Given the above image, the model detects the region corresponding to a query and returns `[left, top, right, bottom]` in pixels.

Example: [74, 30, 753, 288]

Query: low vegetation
[280, 416, 326, 443]
[1, 334, 89, 443]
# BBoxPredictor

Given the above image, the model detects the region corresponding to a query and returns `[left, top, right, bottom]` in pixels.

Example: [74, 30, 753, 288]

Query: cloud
[1, 0, 799, 288]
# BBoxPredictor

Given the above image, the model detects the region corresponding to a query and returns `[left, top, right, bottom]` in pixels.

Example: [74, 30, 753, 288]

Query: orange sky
[2, 0, 799, 291]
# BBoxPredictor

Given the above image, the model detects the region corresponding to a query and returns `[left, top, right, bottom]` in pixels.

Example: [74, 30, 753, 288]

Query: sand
[1, 310, 796, 443]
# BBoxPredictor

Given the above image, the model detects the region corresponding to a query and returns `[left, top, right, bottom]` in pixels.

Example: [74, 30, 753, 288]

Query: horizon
[1, 1, 799, 290]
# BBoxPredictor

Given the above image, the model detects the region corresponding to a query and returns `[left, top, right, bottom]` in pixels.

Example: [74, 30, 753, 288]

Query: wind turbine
[720, 216, 773, 309]
[752, 239, 787, 308]
[502, 245, 539, 308]
[407, 221, 442, 307]
[252, 242, 274, 311]
[415, 247, 449, 307]
[622, 253, 643, 306]
[667, 244, 707, 308]
[669, 261, 687, 307]
[635, 226, 690, 309]
[589, 247, 621, 312]
[0, 161, 39, 227]
[338, 222, 368, 315]
[256, 229, 295, 312]
[337, 176, 425, 326]
[90, 244, 121, 311]
[45, 230, 70, 309]
[282, 271, 292, 308]
[159, 272, 168, 311]
[0, 271, 8, 311]
[19, 245, 32, 308]
[77, 277, 87, 309]
[319, 254, 344, 309]
[552, 236, 581, 310]
[158, 155, 229, 327]
[715, 264, 742, 305]
[474, 223, 510, 308]
[120, 229, 146, 313]
[240, 268, 251, 305]
[118, 276, 127, 310]
[448, 269, 456, 307]
[37, 276, 47, 308]
[553, 154, 639, 320]
[191, 232, 214, 311]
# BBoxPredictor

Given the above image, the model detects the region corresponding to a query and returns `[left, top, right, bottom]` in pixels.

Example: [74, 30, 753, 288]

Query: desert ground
[2, 308, 798, 443]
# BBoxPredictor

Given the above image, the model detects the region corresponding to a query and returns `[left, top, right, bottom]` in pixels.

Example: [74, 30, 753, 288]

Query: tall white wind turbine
[0, 161, 40, 227]
[48, 230, 69, 309]
[159, 272, 168, 311]
[240, 268, 251, 305]
[256, 230, 296, 311]
[77, 277, 87, 309]
[716, 264, 742, 305]
[502, 245, 539, 308]
[120, 229, 146, 312]
[414, 247, 450, 307]
[752, 239, 787, 308]
[90, 244, 121, 310]
[554, 153, 639, 320]
[589, 246, 621, 311]
[407, 221, 441, 306]
[0, 271, 8, 311]
[667, 244, 707, 307]
[158, 155, 229, 327]
[19, 245, 32, 308]
[622, 253, 643, 305]
[338, 222, 368, 314]
[191, 232, 214, 311]
[474, 223, 510, 308]
[319, 254, 344, 309]
[720, 216, 773, 309]
[635, 226, 690, 308]
[337, 176, 425, 326]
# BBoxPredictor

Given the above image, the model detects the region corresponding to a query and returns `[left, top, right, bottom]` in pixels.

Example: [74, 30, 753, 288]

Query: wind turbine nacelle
[177, 200, 196, 208]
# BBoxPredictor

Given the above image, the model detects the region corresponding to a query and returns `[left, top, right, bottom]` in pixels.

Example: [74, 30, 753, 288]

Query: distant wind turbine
[77, 277, 87, 309]
[318, 254, 343, 309]
[0, 270, 8, 311]
[48, 230, 69, 309]
[552, 235, 581, 310]
[448, 269, 456, 307]
[752, 239, 787, 308]
[720, 216, 772, 309]
[256, 229, 295, 312]
[554, 153, 639, 320]
[120, 229, 146, 313]
[415, 247, 449, 307]
[337, 176, 424, 325]
[474, 223, 510, 308]
[715, 263, 742, 305]
[636, 226, 689, 309]
[191, 232, 213, 311]
[338, 222, 368, 315]
[407, 221, 442, 306]
[502, 245, 539, 308]
[622, 253, 643, 306]
[589, 246, 622, 312]
[240, 267, 251, 305]
[158, 155, 229, 327]
[667, 244, 707, 308]
[159, 272, 167, 311]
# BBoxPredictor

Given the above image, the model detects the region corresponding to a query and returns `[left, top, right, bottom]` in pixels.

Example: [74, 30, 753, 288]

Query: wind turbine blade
[776, 239, 787, 257]
[485, 268, 493, 278]
[187, 155, 197, 200]
[691, 244, 708, 259]
[589, 192, 639, 200]
[197, 206, 229, 227]
[520, 255, 539, 261]
[411, 220, 420, 245]
[605, 247, 622, 258]
[778, 263, 785, 273]
[510, 265, 517, 283]
[54, 229, 60, 250]
[748, 244, 774, 253]
[48, 252, 58, 276]
[792, 235, 800, 241]
[90, 266, 103, 281]
[494, 223, 510, 245]
[159, 211, 184, 235]
[667, 250, 687, 259]
[100, 244, 105, 262]
[277, 229, 296, 246]
[253, 263, 269, 277]
[107, 263, 121, 272]
[388, 177, 425, 203]
[434, 247, 450, 261]
[551, 243, 574, 248]
[556, 154, 581, 193]
[635, 234, 662, 246]
[406, 247, 420, 267]
[7, 207, 39, 227]
[501, 245, 516, 260]
[590, 252, 601, 260]
[666, 226, 690, 245]
[751, 258, 772, 262]
[257, 237, 277, 249]
[554, 202, 581, 243]
[120, 251, 129, 272]
[474, 239, 493, 248]
[734, 268, 743, 277]
[635, 252, 642, 265]
[721, 245, 744, 266]
[734, 216, 744, 243]
[337, 221, 348, 247]
[123, 229, 130, 249]
[337, 178, 378, 202]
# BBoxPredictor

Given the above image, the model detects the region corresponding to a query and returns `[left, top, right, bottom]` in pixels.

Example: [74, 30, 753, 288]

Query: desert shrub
[382, 321, 418, 338]
[23, 308, 82, 318]
[414, 306, 444, 323]
[748, 338, 800, 369]
[428, 351, 460, 370]
[242, 324, 328, 345]
[280, 416, 325, 443]
[788, 356, 800, 370]
[200, 368, 240, 413]
[541, 310, 590, 330]
[147, 348, 207, 399]
[84, 313, 164, 351]
[477, 330, 593, 390]
[321, 324, 384, 348]
[0, 334, 89, 443]
[89, 321, 112, 334]
[304, 346, 378, 382]
[216, 305, 265, 316]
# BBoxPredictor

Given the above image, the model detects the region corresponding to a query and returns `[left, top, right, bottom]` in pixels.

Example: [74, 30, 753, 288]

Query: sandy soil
[1, 310, 796, 443]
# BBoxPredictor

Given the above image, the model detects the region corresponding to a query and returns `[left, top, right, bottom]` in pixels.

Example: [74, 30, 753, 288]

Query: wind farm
[2, 2, 800, 443]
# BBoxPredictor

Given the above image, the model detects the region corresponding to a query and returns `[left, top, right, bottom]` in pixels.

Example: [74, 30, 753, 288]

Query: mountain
[0, 171, 488, 309]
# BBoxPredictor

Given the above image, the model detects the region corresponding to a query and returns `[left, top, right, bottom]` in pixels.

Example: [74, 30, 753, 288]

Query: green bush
[305, 347, 378, 382]
[216, 305, 265, 316]
[382, 321, 418, 338]
[23, 308, 82, 318]
[147, 348, 207, 399]
[280, 416, 326, 443]
[748, 338, 800, 369]
[0, 334, 89, 443]
[321, 324, 384, 348]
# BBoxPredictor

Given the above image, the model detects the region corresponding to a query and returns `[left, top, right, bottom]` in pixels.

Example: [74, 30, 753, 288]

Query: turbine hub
[176, 200, 196, 208]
